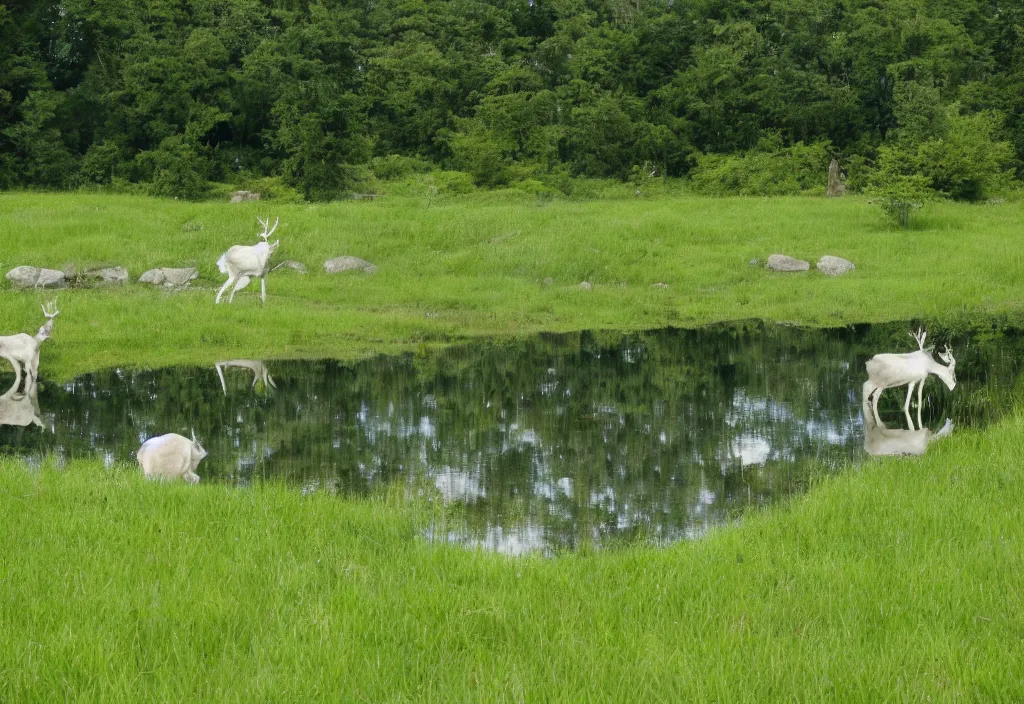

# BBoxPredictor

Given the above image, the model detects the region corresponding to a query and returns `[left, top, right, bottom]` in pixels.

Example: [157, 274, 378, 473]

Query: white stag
[214, 359, 276, 394]
[0, 299, 59, 394]
[137, 430, 207, 483]
[215, 216, 280, 304]
[862, 329, 956, 430]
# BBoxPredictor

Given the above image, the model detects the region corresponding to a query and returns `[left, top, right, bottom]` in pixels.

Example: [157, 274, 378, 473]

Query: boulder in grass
[230, 191, 261, 203]
[816, 255, 855, 277]
[83, 267, 130, 285]
[138, 267, 199, 286]
[766, 254, 810, 272]
[324, 256, 377, 274]
[6, 266, 67, 289]
[578, 281, 592, 290]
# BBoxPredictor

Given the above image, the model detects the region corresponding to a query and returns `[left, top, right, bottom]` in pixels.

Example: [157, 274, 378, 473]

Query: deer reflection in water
[214, 360, 276, 394]
[862, 391, 953, 456]
[0, 376, 43, 429]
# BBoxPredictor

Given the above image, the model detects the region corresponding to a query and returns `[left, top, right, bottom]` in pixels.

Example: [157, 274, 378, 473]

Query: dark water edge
[2, 321, 1022, 554]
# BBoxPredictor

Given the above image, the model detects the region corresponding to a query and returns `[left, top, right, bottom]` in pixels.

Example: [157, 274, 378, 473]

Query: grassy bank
[1, 192, 1022, 377]
[2, 410, 1023, 700]
[3, 192, 1024, 700]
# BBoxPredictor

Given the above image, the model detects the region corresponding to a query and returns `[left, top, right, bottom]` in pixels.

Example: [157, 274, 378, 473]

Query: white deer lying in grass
[215, 216, 280, 304]
[137, 430, 207, 483]
[0, 299, 59, 394]
[862, 328, 956, 430]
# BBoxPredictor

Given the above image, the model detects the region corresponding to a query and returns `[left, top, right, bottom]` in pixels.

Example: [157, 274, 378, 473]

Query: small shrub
[868, 171, 934, 228]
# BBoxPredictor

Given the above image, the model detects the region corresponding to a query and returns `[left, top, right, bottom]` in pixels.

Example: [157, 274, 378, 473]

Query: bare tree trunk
[827, 158, 846, 197]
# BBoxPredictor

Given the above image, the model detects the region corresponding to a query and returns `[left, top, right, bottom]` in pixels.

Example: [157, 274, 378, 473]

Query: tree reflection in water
[1, 323, 1020, 553]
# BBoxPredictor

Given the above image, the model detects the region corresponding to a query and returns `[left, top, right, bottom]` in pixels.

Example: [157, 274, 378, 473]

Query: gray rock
[766, 254, 810, 272]
[138, 267, 199, 286]
[816, 255, 855, 276]
[230, 190, 261, 203]
[578, 281, 592, 290]
[6, 266, 66, 289]
[542, 277, 555, 287]
[83, 267, 129, 285]
[324, 256, 377, 274]
[651, 282, 669, 289]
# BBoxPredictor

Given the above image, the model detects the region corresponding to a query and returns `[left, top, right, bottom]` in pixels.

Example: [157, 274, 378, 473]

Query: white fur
[215, 217, 280, 305]
[0, 301, 59, 393]
[862, 394, 953, 456]
[137, 433, 207, 483]
[862, 329, 956, 430]
[0, 377, 43, 428]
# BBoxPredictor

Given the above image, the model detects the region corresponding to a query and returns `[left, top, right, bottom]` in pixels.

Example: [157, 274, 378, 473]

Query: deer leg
[871, 387, 883, 426]
[903, 382, 916, 430]
[228, 276, 250, 303]
[28, 351, 40, 387]
[216, 277, 235, 304]
[917, 379, 924, 429]
[2, 355, 23, 395]
[260, 276, 267, 305]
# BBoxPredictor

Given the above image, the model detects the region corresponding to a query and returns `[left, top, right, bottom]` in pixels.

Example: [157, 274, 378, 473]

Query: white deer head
[34, 298, 59, 343]
[937, 345, 956, 389]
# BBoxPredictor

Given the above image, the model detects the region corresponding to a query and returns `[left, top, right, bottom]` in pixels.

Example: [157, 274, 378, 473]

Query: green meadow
[1, 191, 1022, 376]
[1, 192, 1023, 700]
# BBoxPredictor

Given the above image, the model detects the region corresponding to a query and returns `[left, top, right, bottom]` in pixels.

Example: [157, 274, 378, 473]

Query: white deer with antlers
[862, 328, 956, 430]
[0, 299, 59, 394]
[215, 216, 280, 304]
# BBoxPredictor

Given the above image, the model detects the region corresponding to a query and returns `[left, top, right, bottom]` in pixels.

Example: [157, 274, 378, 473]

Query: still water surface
[2, 323, 1020, 553]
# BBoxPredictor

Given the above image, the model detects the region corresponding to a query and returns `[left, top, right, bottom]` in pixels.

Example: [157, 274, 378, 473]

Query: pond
[1, 322, 1021, 554]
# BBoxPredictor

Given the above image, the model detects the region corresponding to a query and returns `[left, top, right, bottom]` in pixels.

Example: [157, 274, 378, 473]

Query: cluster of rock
[7, 256, 378, 289]
[765, 254, 855, 276]
[229, 191, 261, 203]
[138, 268, 199, 286]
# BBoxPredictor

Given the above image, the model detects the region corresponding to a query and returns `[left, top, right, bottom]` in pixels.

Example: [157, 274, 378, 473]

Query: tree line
[1, 0, 1021, 200]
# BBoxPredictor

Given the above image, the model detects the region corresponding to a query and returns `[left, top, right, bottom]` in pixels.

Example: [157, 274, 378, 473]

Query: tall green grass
[1, 192, 1022, 377]
[2, 410, 1022, 701]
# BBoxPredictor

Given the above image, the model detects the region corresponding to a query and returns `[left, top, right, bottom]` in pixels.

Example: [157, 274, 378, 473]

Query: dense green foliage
[2, 0, 1022, 198]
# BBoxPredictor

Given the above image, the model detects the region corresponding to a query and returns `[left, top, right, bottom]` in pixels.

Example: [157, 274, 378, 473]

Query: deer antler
[41, 298, 59, 319]
[909, 328, 927, 350]
[938, 345, 955, 364]
[255, 216, 279, 242]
